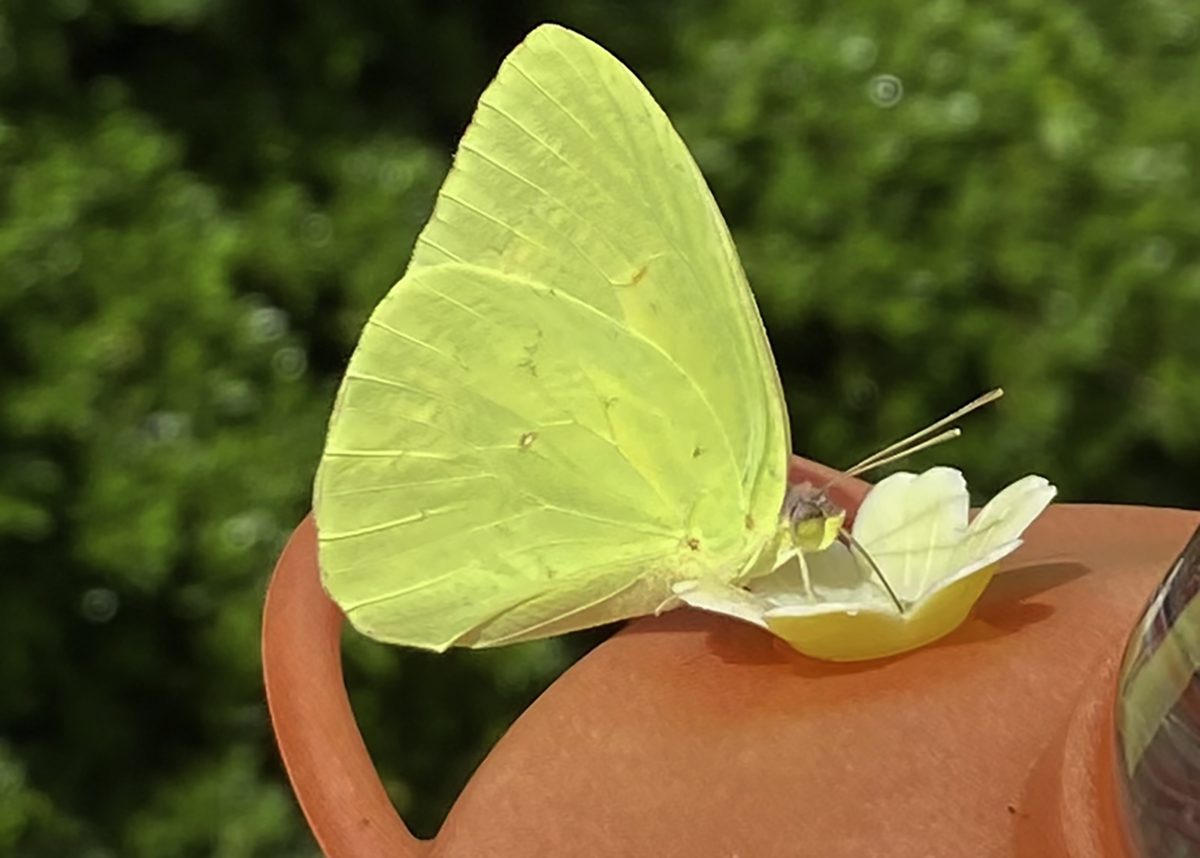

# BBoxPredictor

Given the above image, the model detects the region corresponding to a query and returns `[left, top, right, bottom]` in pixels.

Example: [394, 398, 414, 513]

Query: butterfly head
[783, 482, 845, 553]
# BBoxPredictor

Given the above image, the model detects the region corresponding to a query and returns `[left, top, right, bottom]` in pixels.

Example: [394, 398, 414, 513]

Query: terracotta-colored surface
[262, 457, 1197, 856]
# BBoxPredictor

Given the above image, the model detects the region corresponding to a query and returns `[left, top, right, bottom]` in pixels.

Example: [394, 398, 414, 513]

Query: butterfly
[313, 25, 1054, 658]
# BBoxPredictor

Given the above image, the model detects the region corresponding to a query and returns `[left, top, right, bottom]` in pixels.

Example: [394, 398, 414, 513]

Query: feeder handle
[262, 514, 427, 857]
[260, 457, 853, 856]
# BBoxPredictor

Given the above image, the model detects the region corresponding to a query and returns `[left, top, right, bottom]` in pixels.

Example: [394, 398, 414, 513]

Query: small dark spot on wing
[519, 431, 537, 449]
[616, 261, 651, 287]
[686, 537, 700, 551]
[692, 445, 704, 458]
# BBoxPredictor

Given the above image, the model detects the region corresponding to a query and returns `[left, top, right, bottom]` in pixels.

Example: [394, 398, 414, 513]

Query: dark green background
[2, 0, 1198, 854]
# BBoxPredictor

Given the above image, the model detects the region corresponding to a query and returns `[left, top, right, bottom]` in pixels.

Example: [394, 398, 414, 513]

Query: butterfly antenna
[844, 428, 961, 477]
[813, 428, 962, 502]
[840, 528, 905, 614]
[806, 429, 964, 504]
[809, 388, 1004, 540]
[843, 387, 1004, 479]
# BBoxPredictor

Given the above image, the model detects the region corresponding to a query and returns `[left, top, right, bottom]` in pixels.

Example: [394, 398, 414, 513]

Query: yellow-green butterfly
[314, 24, 1022, 654]
[315, 24, 789, 649]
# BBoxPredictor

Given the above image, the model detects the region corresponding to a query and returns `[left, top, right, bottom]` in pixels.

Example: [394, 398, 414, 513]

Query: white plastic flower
[673, 467, 1057, 662]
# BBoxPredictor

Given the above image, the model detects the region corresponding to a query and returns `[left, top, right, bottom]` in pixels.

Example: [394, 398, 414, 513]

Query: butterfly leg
[796, 547, 813, 596]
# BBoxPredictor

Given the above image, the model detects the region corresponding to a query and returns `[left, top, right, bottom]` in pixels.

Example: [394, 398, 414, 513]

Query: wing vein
[323, 448, 460, 460]
[457, 139, 635, 273]
[320, 474, 494, 498]
[321, 503, 468, 541]
[367, 317, 465, 367]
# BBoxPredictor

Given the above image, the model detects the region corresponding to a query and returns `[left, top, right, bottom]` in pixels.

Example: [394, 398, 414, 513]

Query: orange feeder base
[262, 458, 1197, 857]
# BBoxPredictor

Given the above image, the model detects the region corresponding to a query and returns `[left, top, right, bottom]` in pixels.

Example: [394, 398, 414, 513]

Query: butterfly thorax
[782, 482, 846, 553]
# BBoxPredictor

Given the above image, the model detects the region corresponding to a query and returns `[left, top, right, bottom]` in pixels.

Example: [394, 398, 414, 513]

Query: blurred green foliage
[1, 0, 1197, 853]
